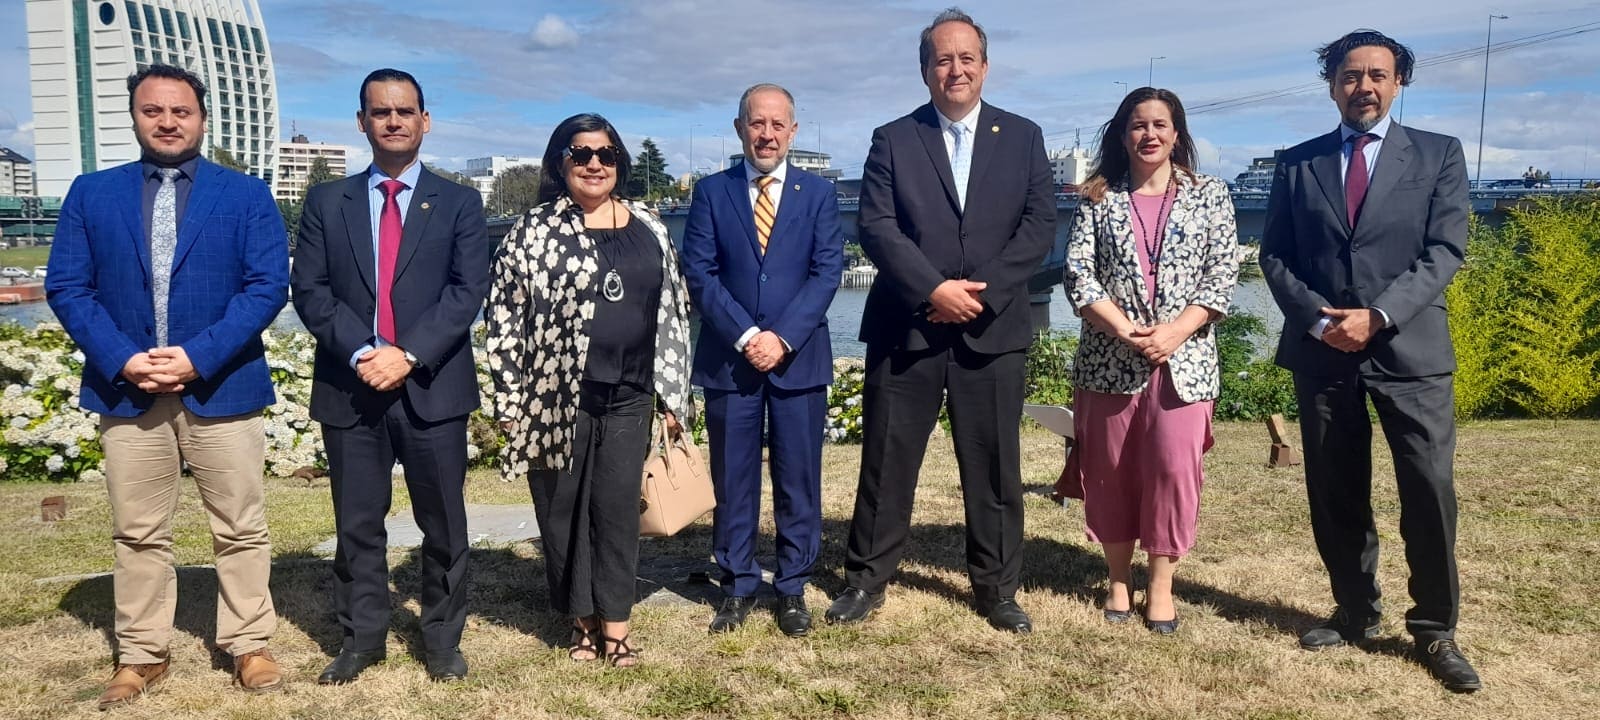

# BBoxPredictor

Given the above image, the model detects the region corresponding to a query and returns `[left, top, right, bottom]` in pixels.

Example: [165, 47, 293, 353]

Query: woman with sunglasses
[486, 113, 694, 668]
[1063, 88, 1238, 634]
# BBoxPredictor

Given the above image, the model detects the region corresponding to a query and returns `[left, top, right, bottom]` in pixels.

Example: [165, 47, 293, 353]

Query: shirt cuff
[349, 343, 374, 369]
[734, 327, 760, 352]
[1309, 317, 1331, 339]
[1372, 307, 1392, 328]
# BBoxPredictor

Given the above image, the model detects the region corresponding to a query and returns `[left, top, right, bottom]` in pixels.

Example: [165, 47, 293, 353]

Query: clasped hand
[1120, 324, 1188, 365]
[121, 346, 199, 393]
[1319, 306, 1380, 353]
[926, 279, 987, 324]
[744, 331, 786, 373]
[356, 346, 413, 392]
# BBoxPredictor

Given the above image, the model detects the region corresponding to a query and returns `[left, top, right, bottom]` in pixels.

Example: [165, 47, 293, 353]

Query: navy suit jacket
[1260, 123, 1467, 377]
[291, 167, 490, 427]
[682, 162, 845, 392]
[46, 158, 288, 418]
[857, 103, 1056, 354]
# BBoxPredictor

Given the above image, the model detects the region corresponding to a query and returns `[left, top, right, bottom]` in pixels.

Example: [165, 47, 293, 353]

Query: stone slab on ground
[310, 503, 540, 556]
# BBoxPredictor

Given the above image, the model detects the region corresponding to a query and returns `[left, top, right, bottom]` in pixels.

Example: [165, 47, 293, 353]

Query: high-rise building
[0, 147, 36, 196]
[25, 0, 279, 197]
[463, 155, 539, 207]
[1050, 146, 1091, 189]
[275, 133, 348, 202]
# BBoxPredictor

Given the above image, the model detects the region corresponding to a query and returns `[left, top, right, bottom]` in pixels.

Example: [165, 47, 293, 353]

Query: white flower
[45, 454, 64, 472]
[79, 468, 105, 484]
[1237, 371, 1249, 379]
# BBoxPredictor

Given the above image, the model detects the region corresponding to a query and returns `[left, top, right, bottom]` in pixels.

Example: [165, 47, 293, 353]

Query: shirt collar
[937, 101, 984, 135]
[142, 154, 200, 181]
[744, 158, 789, 186]
[1339, 114, 1393, 143]
[368, 159, 423, 191]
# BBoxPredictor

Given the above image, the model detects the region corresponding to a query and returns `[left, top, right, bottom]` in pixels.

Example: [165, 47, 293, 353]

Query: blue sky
[3, 0, 1598, 186]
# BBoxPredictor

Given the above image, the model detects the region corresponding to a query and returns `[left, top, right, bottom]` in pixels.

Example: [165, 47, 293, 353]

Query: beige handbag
[639, 417, 714, 537]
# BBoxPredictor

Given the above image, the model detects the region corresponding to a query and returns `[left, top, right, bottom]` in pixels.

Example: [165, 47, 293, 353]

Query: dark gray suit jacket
[1259, 122, 1468, 377]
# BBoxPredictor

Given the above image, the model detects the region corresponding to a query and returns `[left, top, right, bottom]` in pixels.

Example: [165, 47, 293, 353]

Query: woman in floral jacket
[1064, 88, 1239, 634]
[485, 113, 693, 668]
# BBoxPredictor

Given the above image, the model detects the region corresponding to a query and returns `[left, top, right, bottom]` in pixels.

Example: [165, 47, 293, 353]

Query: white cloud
[530, 15, 579, 50]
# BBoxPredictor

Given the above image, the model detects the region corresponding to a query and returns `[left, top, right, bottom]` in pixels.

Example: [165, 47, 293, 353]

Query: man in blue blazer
[46, 65, 289, 708]
[682, 83, 845, 637]
[292, 69, 490, 684]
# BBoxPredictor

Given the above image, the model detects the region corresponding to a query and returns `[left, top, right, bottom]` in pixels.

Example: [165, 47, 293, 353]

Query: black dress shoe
[1417, 638, 1482, 693]
[316, 649, 385, 685]
[824, 587, 884, 624]
[425, 648, 468, 682]
[775, 596, 812, 637]
[985, 599, 1033, 634]
[1144, 613, 1180, 635]
[1299, 608, 1381, 650]
[708, 595, 758, 633]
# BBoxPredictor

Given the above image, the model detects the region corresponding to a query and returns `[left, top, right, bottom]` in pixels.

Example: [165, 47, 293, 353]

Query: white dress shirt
[937, 101, 983, 174]
[734, 161, 791, 351]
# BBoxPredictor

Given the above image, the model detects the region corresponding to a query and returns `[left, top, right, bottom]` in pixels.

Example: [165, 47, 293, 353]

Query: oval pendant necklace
[599, 200, 625, 303]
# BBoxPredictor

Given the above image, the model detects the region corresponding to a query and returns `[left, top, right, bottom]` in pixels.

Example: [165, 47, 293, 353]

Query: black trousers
[325, 397, 470, 654]
[844, 343, 1026, 608]
[1294, 369, 1460, 641]
[528, 381, 652, 622]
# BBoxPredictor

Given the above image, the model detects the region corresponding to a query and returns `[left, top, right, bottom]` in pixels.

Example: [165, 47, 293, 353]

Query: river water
[1, 278, 1285, 359]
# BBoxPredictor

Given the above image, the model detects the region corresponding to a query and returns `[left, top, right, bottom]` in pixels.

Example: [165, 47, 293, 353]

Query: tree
[277, 199, 302, 248]
[487, 165, 542, 216]
[210, 144, 249, 172]
[627, 138, 669, 200]
[425, 164, 479, 190]
[303, 156, 338, 196]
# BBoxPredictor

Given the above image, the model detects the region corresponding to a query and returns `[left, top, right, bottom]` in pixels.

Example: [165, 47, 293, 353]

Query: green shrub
[1447, 215, 1519, 418]
[1025, 330, 1077, 405]
[1502, 197, 1600, 417]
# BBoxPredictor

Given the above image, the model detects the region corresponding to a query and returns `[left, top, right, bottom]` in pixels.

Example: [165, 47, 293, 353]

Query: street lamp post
[1148, 56, 1165, 86]
[712, 133, 726, 171]
[689, 123, 700, 192]
[1113, 80, 1128, 98]
[1476, 13, 1509, 187]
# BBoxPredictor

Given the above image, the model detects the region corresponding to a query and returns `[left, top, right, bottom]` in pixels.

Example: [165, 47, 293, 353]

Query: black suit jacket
[857, 102, 1057, 354]
[1260, 123, 1467, 377]
[291, 167, 491, 427]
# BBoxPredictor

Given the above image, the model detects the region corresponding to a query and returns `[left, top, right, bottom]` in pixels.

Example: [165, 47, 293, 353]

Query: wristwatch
[402, 349, 423, 369]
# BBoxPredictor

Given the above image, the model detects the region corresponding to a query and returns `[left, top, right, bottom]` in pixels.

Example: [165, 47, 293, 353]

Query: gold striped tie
[754, 175, 777, 254]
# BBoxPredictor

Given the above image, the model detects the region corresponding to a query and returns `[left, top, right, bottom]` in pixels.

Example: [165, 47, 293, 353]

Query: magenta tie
[1345, 133, 1376, 229]
[377, 179, 405, 344]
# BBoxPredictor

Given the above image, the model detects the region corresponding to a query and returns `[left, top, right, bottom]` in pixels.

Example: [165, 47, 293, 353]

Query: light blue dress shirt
[1312, 114, 1394, 339]
[349, 160, 423, 368]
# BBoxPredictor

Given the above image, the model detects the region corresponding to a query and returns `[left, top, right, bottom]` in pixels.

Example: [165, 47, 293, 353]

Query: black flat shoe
[985, 599, 1033, 634]
[1417, 638, 1482, 693]
[775, 596, 812, 637]
[424, 648, 468, 682]
[316, 649, 385, 685]
[1300, 608, 1381, 650]
[824, 587, 884, 624]
[708, 595, 758, 633]
[1103, 608, 1133, 624]
[1144, 614, 1180, 634]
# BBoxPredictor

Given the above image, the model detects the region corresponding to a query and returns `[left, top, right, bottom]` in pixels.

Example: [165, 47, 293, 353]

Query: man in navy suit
[292, 69, 490, 684]
[682, 83, 845, 637]
[47, 64, 289, 708]
[827, 9, 1056, 633]
[1261, 30, 1479, 692]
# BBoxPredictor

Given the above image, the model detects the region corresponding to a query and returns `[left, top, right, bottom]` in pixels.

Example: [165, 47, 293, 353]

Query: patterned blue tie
[151, 167, 179, 347]
[950, 121, 971, 211]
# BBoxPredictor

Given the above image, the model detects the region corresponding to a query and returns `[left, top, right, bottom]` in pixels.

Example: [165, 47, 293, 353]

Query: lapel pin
[793, 184, 801, 191]
[420, 202, 431, 210]
[991, 125, 1000, 133]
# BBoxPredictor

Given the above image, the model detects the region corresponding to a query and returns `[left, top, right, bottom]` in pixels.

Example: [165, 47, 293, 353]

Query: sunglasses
[564, 145, 622, 167]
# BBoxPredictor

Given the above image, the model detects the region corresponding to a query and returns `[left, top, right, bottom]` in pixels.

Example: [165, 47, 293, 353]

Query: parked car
[1, 267, 31, 279]
[32, 266, 48, 279]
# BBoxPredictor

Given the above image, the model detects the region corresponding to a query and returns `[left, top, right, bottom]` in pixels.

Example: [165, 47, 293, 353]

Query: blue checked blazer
[46, 158, 289, 418]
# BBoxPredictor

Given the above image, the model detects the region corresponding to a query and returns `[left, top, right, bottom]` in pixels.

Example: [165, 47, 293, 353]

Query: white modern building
[275, 133, 347, 202]
[25, 0, 279, 197]
[0, 147, 36, 196]
[463, 155, 539, 206]
[727, 148, 832, 176]
[1050, 146, 1091, 188]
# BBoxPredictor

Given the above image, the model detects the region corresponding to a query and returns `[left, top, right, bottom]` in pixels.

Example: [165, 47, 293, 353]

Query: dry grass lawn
[0, 419, 1596, 719]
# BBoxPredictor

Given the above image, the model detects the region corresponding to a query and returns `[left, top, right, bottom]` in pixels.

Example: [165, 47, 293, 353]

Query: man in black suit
[1260, 30, 1479, 692]
[827, 8, 1056, 633]
[291, 68, 490, 684]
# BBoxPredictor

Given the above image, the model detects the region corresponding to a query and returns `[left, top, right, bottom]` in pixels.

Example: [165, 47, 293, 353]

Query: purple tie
[1345, 133, 1376, 229]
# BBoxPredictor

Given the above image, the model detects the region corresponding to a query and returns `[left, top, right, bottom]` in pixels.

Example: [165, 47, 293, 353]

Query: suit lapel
[964, 104, 1000, 212]
[766, 164, 804, 262]
[1354, 123, 1413, 239]
[394, 167, 440, 281]
[119, 164, 151, 277]
[341, 173, 376, 298]
[1306, 130, 1349, 235]
[721, 165, 763, 260]
[913, 104, 961, 214]
[170, 159, 222, 273]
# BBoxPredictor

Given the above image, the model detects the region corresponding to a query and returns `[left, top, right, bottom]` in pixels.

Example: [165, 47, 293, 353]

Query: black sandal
[603, 634, 638, 668]
[568, 624, 600, 662]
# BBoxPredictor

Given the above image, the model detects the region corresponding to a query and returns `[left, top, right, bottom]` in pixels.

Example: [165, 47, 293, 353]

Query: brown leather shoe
[233, 648, 284, 692]
[96, 660, 169, 711]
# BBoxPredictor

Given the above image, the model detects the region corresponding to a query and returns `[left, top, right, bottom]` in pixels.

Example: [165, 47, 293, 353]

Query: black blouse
[583, 218, 662, 388]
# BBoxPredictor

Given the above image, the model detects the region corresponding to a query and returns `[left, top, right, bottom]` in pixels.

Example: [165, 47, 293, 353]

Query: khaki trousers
[100, 395, 275, 664]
